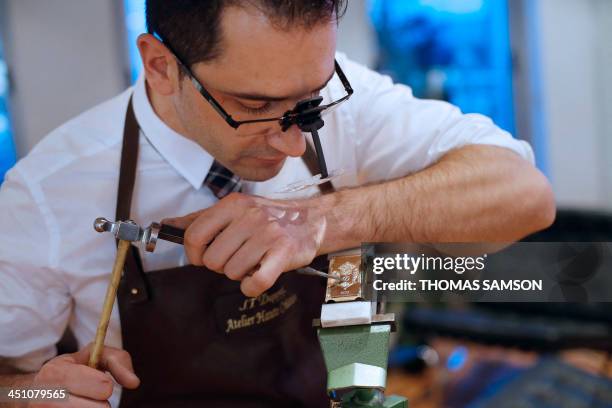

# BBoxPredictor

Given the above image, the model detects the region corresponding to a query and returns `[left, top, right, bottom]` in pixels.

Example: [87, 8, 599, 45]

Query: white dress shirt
[0, 53, 533, 406]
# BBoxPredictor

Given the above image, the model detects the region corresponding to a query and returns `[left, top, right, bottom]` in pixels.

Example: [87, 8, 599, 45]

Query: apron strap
[302, 139, 334, 194]
[116, 96, 150, 303]
[116, 96, 336, 303]
[116, 96, 139, 222]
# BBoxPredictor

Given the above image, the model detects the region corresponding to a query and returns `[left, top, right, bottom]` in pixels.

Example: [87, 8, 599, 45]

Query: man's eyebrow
[221, 69, 336, 102]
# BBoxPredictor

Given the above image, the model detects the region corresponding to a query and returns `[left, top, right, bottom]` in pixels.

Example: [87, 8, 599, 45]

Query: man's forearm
[318, 145, 555, 253]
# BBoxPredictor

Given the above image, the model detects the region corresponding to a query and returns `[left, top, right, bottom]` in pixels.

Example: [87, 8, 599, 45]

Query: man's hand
[29, 343, 139, 407]
[167, 146, 555, 299]
[165, 193, 330, 297]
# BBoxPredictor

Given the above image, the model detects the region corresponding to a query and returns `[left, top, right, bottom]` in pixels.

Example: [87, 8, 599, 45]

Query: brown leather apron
[116, 98, 333, 407]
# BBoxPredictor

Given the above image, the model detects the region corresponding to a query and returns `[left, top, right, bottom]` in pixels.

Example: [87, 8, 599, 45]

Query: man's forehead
[213, 66, 336, 102]
[195, 4, 337, 100]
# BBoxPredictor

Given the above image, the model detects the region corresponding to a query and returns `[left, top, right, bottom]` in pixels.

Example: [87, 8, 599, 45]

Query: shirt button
[131, 288, 138, 295]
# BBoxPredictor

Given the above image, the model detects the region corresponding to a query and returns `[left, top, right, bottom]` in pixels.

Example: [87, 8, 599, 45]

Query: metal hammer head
[94, 217, 160, 252]
[94, 217, 142, 242]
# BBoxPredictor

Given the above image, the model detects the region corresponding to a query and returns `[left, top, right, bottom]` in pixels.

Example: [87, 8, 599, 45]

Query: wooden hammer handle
[88, 239, 131, 369]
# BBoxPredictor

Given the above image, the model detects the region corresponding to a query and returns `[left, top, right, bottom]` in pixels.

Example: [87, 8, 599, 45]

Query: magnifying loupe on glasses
[275, 95, 346, 194]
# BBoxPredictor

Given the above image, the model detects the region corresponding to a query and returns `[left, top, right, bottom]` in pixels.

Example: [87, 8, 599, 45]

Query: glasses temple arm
[334, 60, 354, 95]
[154, 32, 241, 129]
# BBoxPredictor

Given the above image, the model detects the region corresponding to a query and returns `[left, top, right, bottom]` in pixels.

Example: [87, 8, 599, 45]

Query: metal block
[328, 363, 386, 390]
[320, 301, 373, 328]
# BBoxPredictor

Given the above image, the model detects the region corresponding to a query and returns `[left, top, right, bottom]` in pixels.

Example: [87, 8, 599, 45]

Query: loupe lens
[280, 96, 325, 131]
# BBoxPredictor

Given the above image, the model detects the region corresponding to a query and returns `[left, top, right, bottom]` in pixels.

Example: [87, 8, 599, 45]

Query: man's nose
[265, 125, 306, 157]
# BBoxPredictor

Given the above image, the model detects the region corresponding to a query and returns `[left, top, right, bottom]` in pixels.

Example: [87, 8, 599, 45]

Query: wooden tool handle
[88, 239, 131, 369]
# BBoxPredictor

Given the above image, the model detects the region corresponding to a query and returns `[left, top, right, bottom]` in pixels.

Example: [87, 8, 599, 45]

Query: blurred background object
[0, 35, 15, 182]
[369, 0, 516, 135]
[124, 0, 144, 84]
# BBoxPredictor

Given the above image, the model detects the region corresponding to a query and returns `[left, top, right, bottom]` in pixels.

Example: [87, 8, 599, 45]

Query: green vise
[318, 323, 407, 408]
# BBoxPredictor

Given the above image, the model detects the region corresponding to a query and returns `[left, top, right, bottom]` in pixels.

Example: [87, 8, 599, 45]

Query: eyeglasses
[153, 33, 353, 133]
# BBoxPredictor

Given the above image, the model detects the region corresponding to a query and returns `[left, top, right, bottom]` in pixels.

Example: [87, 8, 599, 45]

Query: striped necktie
[204, 160, 242, 199]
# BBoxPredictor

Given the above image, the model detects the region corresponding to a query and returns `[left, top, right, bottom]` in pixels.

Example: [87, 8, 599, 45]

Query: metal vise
[315, 249, 407, 408]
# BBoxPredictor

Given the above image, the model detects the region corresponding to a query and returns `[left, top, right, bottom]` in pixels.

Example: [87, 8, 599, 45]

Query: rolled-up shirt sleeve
[339, 55, 535, 184]
[0, 166, 70, 370]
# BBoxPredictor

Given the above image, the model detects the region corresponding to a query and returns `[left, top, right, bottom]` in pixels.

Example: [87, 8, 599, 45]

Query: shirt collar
[132, 73, 213, 190]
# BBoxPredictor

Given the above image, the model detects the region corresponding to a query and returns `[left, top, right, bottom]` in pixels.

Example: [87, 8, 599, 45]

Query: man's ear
[137, 33, 181, 95]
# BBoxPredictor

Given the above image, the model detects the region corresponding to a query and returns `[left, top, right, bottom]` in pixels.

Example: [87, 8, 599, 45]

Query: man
[0, 1, 555, 407]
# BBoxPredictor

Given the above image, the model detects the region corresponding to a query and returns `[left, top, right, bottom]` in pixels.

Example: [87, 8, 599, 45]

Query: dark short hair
[146, 0, 347, 67]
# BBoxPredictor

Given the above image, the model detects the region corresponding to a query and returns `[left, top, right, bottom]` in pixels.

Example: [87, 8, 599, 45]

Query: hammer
[88, 217, 339, 368]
